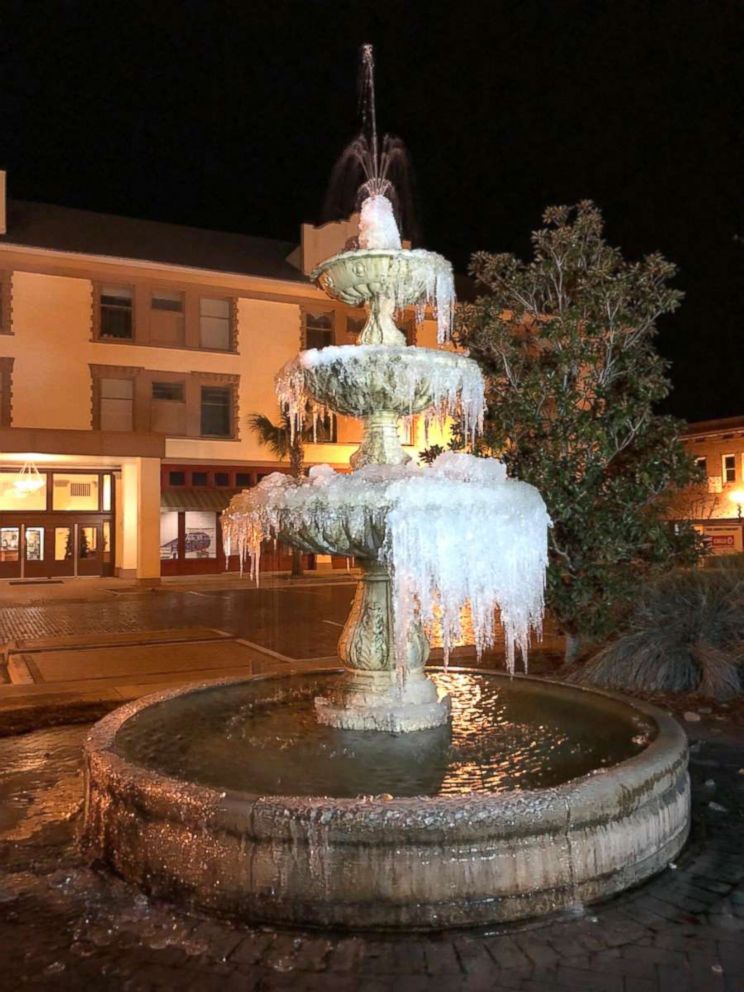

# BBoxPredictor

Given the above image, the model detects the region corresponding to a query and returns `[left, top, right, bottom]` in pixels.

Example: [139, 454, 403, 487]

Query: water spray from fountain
[324, 44, 416, 249]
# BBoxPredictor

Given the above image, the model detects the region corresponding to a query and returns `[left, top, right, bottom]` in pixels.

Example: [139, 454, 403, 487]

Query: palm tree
[247, 410, 314, 577]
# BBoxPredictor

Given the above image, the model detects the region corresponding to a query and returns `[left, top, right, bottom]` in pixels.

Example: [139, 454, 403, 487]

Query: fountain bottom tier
[83, 669, 690, 931]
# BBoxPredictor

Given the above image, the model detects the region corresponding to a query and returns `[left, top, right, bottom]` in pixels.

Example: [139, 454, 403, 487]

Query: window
[99, 378, 134, 431]
[215, 472, 230, 486]
[304, 310, 334, 350]
[160, 511, 179, 560]
[100, 286, 134, 339]
[236, 472, 252, 487]
[102, 474, 112, 511]
[184, 511, 217, 559]
[151, 291, 183, 313]
[346, 314, 366, 341]
[151, 380, 186, 434]
[200, 298, 232, 350]
[150, 291, 184, 346]
[0, 356, 12, 426]
[695, 457, 707, 476]
[52, 474, 100, 511]
[152, 382, 184, 401]
[314, 412, 337, 443]
[0, 271, 11, 334]
[722, 454, 736, 484]
[169, 471, 186, 486]
[192, 471, 208, 486]
[0, 471, 47, 510]
[200, 386, 232, 437]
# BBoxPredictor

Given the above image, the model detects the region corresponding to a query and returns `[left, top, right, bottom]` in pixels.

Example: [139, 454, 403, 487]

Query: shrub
[576, 568, 744, 700]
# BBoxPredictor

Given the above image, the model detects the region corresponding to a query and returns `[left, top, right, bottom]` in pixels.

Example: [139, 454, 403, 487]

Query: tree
[456, 201, 703, 663]
[247, 409, 315, 578]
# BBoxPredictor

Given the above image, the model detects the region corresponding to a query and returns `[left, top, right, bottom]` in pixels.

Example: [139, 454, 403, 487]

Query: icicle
[222, 454, 550, 672]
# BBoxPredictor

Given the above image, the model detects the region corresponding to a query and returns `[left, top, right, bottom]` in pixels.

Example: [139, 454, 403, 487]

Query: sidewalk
[0, 567, 359, 606]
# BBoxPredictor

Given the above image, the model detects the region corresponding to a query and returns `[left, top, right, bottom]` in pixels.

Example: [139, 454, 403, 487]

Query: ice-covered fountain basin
[83, 669, 690, 930]
[277, 345, 484, 425]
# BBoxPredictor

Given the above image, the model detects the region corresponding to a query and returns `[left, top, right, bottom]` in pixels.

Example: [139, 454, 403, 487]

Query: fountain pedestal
[315, 561, 450, 732]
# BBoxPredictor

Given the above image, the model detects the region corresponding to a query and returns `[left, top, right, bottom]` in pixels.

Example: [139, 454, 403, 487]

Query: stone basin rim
[84, 666, 687, 838]
[310, 247, 452, 285]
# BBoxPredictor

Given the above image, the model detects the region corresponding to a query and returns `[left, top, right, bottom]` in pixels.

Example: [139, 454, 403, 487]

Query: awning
[161, 487, 242, 512]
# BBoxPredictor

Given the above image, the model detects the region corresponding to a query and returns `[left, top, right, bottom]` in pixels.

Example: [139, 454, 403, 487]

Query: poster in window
[160, 511, 180, 560]
[184, 511, 217, 559]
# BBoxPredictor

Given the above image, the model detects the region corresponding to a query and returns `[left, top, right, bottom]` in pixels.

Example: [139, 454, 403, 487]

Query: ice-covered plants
[577, 568, 744, 700]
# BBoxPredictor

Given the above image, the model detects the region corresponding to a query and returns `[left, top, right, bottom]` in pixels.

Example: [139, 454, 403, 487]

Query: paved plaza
[0, 577, 743, 991]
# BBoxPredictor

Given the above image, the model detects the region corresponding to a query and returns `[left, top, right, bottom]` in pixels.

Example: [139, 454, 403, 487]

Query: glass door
[49, 525, 75, 577]
[76, 522, 102, 576]
[22, 525, 47, 579]
[0, 526, 21, 578]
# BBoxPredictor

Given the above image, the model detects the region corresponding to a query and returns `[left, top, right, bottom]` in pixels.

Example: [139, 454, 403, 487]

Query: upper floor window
[150, 291, 184, 346]
[94, 282, 236, 351]
[722, 454, 736, 484]
[304, 310, 334, 350]
[99, 377, 134, 431]
[100, 286, 134, 339]
[0, 357, 13, 426]
[200, 298, 232, 350]
[152, 381, 184, 402]
[694, 456, 707, 476]
[200, 386, 233, 438]
[0, 271, 11, 334]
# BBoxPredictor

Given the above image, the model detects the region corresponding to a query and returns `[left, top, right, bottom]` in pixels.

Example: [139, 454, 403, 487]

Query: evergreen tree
[456, 202, 702, 662]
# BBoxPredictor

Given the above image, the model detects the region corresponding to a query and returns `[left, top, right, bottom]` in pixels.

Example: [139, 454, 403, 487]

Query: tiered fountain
[83, 47, 689, 930]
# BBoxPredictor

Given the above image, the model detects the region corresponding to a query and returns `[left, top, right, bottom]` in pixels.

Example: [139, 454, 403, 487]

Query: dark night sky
[1, 0, 742, 422]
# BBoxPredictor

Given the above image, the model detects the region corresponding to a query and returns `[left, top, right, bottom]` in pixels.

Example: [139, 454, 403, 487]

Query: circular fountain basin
[83, 669, 689, 931]
[278, 345, 483, 420]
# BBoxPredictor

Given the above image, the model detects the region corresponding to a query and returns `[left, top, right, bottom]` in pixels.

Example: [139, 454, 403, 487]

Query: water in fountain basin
[113, 671, 652, 799]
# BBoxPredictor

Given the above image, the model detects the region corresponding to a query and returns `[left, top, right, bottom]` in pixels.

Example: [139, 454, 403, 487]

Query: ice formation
[222, 453, 550, 673]
[359, 194, 402, 250]
[275, 345, 485, 443]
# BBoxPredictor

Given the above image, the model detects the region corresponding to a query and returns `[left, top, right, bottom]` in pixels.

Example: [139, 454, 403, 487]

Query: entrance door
[0, 526, 21, 578]
[76, 522, 103, 576]
[22, 524, 48, 579]
[47, 522, 105, 577]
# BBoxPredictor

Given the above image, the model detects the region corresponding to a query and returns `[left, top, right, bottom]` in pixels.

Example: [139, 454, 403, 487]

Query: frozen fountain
[82, 46, 689, 930]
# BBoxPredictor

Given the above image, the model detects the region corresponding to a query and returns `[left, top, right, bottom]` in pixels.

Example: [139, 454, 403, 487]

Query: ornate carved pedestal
[315, 561, 451, 732]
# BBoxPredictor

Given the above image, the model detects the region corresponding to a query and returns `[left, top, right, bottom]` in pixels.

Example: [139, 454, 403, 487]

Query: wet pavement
[0, 720, 743, 991]
[0, 582, 357, 660]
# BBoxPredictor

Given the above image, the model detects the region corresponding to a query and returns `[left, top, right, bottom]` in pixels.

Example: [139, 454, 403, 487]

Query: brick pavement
[0, 722, 742, 991]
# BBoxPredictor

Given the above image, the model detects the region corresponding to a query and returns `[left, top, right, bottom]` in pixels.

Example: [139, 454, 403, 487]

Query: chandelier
[14, 461, 46, 495]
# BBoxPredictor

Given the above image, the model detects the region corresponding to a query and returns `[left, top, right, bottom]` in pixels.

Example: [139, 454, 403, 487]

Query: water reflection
[116, 672, 651, 799]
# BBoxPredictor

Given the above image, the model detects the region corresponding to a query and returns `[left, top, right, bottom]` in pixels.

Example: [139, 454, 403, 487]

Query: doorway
[0, 517, 113, 579]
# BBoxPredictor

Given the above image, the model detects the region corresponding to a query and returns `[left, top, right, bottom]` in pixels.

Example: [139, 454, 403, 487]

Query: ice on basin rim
[223, 453, 551, 672]
[276, 345, 486, 443]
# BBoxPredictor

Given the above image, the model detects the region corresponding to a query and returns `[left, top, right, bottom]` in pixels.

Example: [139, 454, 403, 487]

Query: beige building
[0, 173, 444, 581]
[679, 416, 744, 554]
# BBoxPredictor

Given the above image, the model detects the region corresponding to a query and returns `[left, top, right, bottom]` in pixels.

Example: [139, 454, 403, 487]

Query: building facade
[0, 176, 444, 581]
[679, 416, 744, 555]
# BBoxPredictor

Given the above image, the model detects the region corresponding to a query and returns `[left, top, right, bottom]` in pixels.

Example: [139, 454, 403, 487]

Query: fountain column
[315, 560, 450, 732]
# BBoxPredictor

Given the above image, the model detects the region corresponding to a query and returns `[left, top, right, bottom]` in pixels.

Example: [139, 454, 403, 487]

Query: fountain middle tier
[277, 345, 485, 466]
